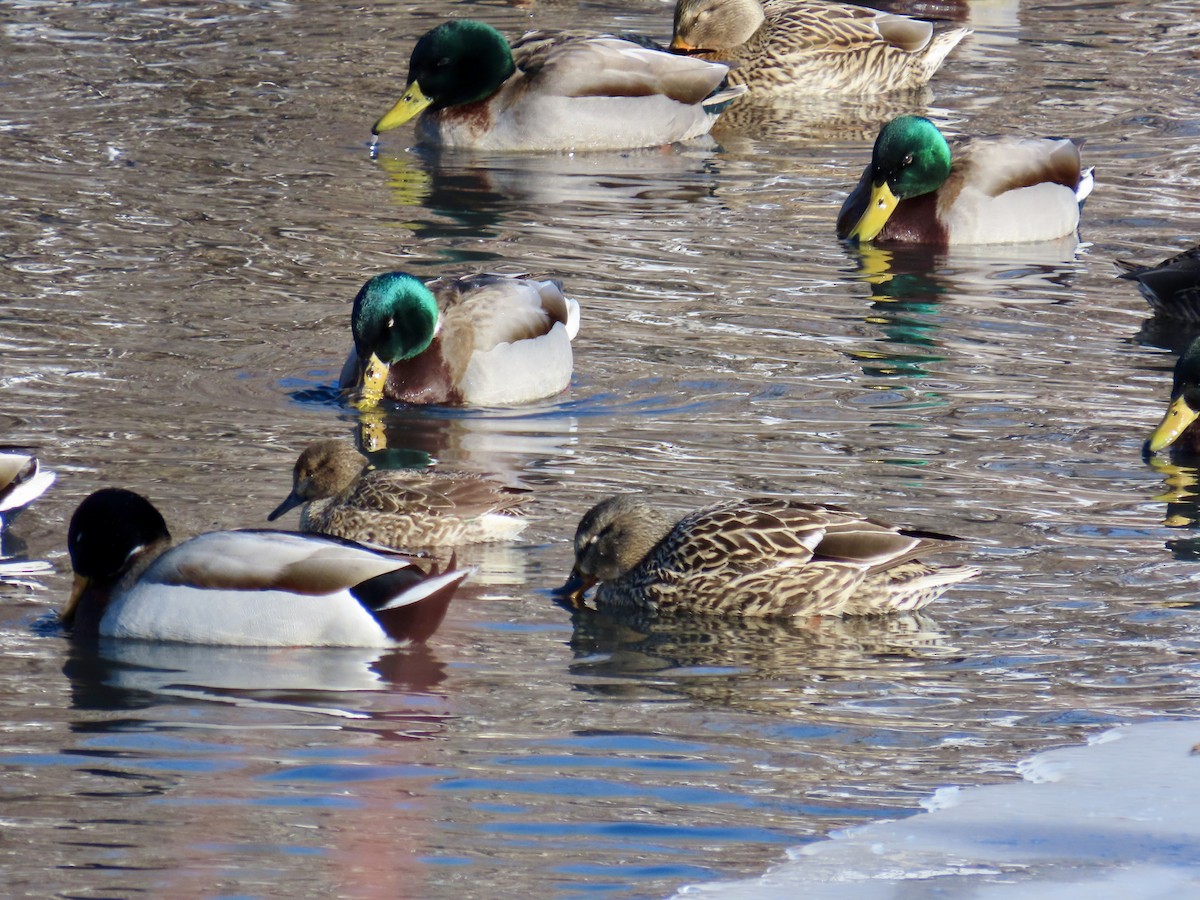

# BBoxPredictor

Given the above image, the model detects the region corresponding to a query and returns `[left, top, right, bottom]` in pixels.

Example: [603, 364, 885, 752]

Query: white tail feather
[379, 567, 475, 611]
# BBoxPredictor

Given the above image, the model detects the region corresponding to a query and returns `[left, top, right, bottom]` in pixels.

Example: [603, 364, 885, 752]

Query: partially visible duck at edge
[269, 440, 531, 550]
[63, 488, 470, 647]
[1146, 336, 1200, 458]
[338, 271, 580, 407]
[0, 451, 55, 530]
[837, 115, 1093, 246]
[1117, 244, 1200, 322]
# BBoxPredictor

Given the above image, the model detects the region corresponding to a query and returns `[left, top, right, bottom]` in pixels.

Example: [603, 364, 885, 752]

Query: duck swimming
[63, 488, 470, 646]
[339, 272, 580, 407]
[269, 440, 530, 549]
[837, 115, 1093, 245]
[371, 20, 745, 151]
[670, 0, 969, 98]
[559, 494, 978, 617]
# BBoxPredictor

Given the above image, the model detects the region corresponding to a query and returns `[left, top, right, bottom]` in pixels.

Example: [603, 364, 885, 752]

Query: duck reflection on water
[61, 638, 451, 727]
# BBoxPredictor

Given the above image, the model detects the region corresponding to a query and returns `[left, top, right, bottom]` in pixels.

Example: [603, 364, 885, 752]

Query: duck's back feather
[513, 34, 729, 104]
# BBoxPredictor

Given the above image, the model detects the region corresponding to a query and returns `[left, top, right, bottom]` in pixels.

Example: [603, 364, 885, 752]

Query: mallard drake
[268, 440, 530, 549]
[0, 452, 55, 530]
[1146, 336, 1200, 457]
[62, 488, 471, 646]
[670, 0, 970, 97]
[837, 115, 1093, 245]
[338, 271, 579, 407]
[1118, 245, 1200, 322]
[558, 494, 979, 617]
[371, 20, 746, 151]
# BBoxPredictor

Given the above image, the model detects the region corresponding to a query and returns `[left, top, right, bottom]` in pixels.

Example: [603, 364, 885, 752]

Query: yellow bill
[354, 353, 389, 410]
[372, 82, 433, 135]
[1148, 396, 1200, 453]
[847, 182, 899, 242]
[61, 574, 88, 626]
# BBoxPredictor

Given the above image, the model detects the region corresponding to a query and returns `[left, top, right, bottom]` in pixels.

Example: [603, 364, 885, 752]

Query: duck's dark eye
[436, 57, 451, 67]
[902, 153, 914, 166]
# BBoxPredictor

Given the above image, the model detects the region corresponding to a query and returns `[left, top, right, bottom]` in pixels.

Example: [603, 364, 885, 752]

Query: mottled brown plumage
[561, 495, 978, 617]
[269, 440, 531, 551]
[671, 0, 970, 98]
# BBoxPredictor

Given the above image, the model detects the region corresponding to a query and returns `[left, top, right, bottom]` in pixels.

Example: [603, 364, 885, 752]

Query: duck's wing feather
[430, 274, 574, 353]
[513, 33, 729, 104]
[952, 135, 1085, 198]
[663, 498, 827, 573]
[148, 530, 429, 596]
[766, 1, 933, 53]
[349, 470, 532, 518]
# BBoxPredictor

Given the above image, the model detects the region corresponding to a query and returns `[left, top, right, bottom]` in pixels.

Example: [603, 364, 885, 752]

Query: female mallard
[837, 115, 1093, 245]
[558, 494, 978, 617]
[62, 488, 471, 646]
[1118, 245, 1200, 322]
[1146, 336, 1200, 457]
[0, 452, 55, 530]
[338, 272, 580, 407]
[268, 440, 530, 549]
[670, 0, 969, 97]
[371, 20, 745, 151]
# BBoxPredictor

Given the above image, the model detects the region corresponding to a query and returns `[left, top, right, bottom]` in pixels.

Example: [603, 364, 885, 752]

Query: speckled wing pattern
[600, 498, 976, 617]
[734, 1, 967, 95]
[307, 469, 530, 549]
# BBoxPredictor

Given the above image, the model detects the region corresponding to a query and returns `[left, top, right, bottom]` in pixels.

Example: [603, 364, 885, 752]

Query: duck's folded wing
[149, 530, 423, 595]
[440, 275, 569, 351]
[350, 471, 530, 517]
[522, 37, 729, 103]
[665, 499, 830, 573]
[957, 135, 1085, 196]
[769, 2, 933, 53]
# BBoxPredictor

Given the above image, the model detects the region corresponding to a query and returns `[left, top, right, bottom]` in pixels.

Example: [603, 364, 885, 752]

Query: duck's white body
[96, 531, 468, 647]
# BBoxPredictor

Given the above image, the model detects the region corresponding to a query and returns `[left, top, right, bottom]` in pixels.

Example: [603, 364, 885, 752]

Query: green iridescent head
[373, 21, 516, 133]
[871, 115, 953, 200]
[351, 272, 439, 364]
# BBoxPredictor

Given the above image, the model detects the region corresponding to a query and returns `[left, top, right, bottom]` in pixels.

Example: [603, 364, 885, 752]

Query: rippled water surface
[4, 0, 1200, 896]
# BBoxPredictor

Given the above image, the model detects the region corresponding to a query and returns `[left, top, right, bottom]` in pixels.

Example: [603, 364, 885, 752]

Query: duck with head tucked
[1146, 337, 1200, 458]
[339, 272, 579, 407]
[558, 494, 979, 617]
[371, 20, 745, 152]
[63, 488, 471, 646]
[837, 115, 1093, 245]
[269, 440, 530, 550]
[670, 0, 970, 98]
